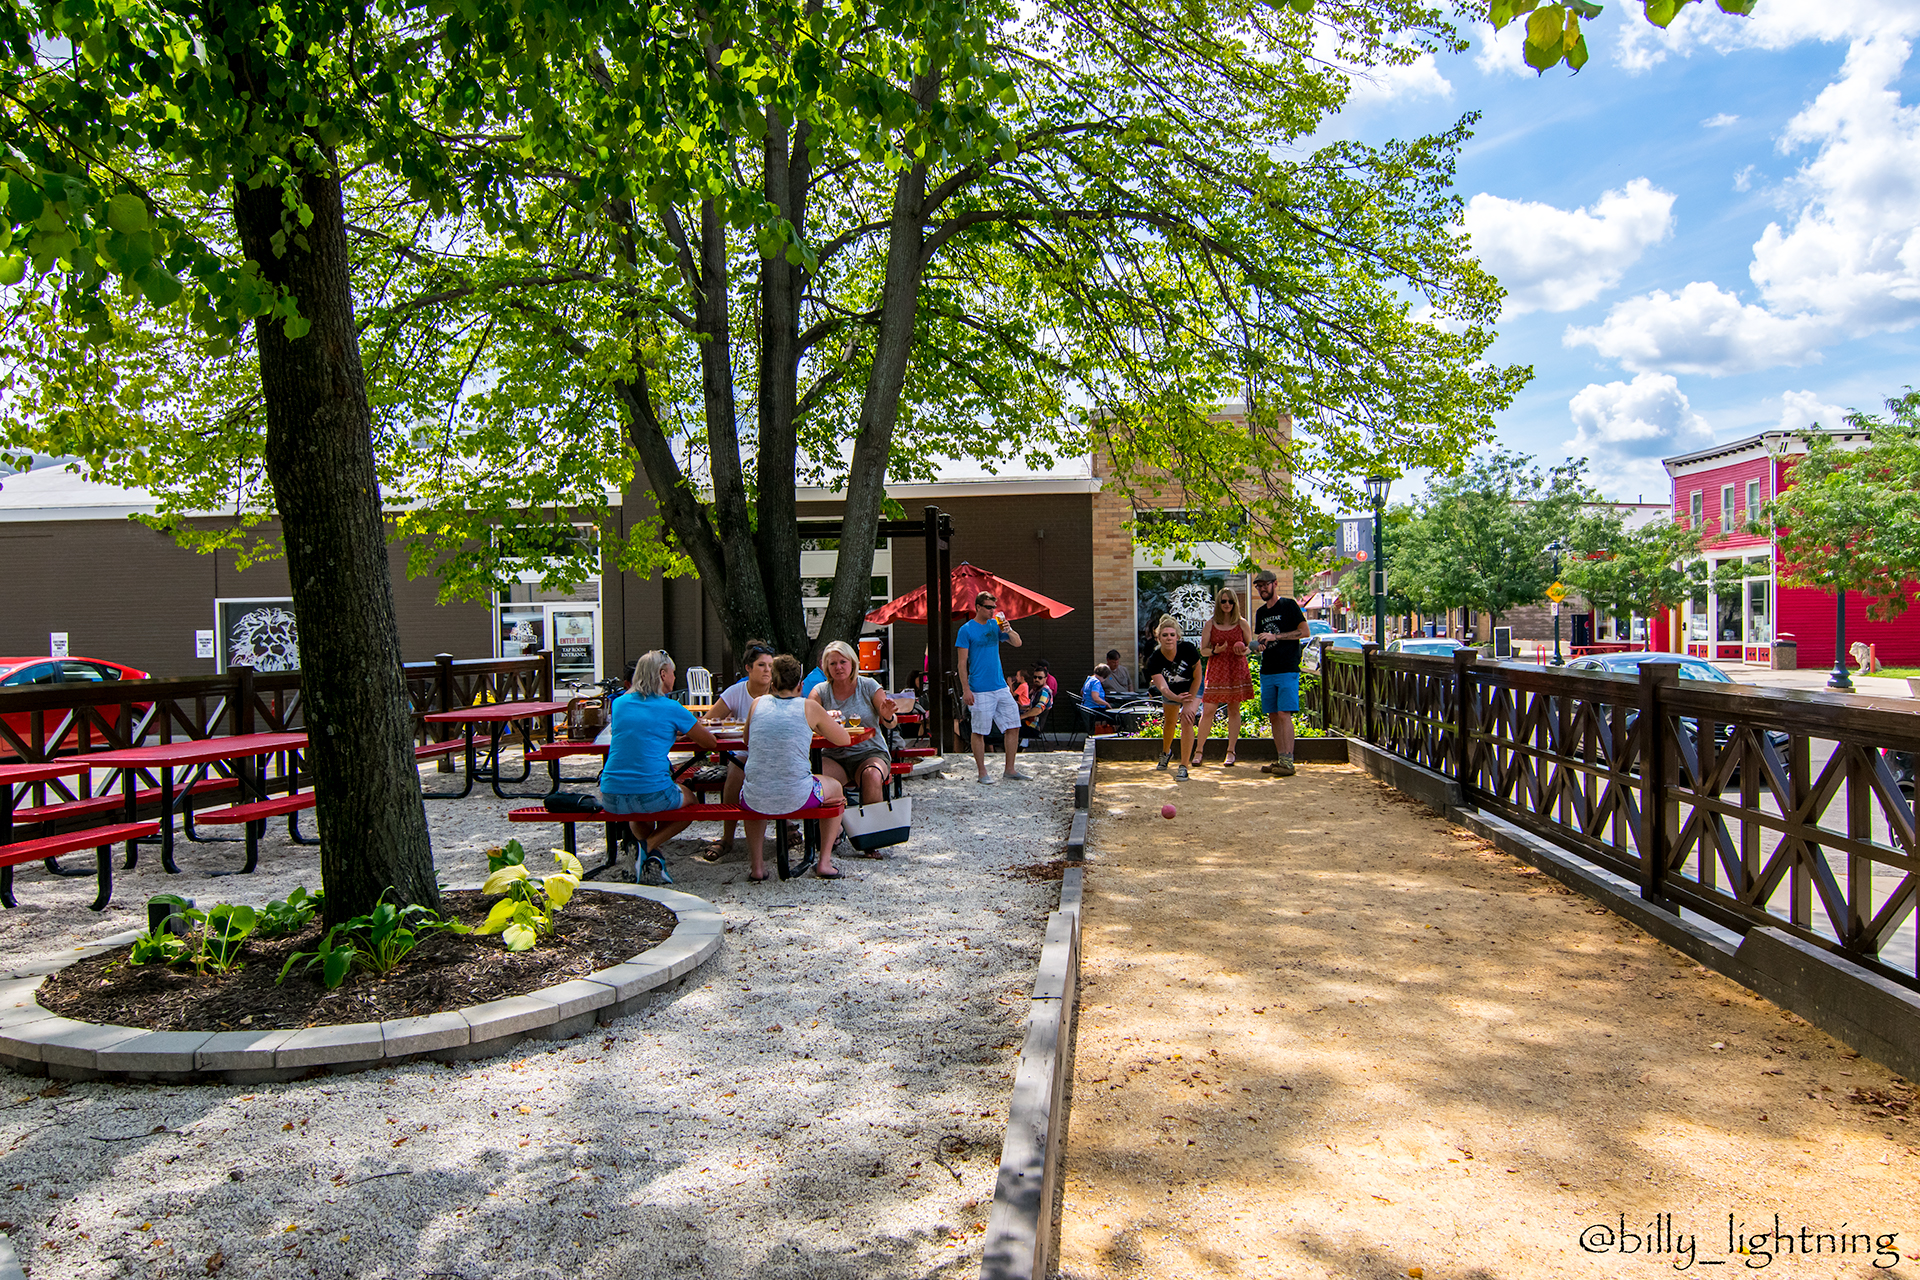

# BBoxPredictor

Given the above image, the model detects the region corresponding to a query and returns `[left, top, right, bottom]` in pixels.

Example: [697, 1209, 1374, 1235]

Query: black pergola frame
[795, 505, 953, 746]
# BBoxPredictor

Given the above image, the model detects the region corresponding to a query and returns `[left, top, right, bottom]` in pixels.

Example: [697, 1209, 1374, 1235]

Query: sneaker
[638, 854, 672, 886]
[1271, 754, 1296, 777]
[1175, 764, 1189, 780]
[1156, 751, 1172, 771]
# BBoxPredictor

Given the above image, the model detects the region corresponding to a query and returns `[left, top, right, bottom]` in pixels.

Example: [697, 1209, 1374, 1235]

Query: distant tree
[1561, 509, 1736, 627]
[1751, 391, 1920, 622]
[1390, 450, 1592, 626]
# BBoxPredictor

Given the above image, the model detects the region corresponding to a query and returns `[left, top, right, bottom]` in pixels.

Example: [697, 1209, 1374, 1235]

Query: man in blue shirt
[955, 590, 1026, 783]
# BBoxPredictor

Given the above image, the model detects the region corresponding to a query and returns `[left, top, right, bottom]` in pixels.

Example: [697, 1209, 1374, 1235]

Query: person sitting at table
[1012, 668, 1032, 708]
[1018, 668, 1055, 742]
[697, 641, 775, 863]
[810, 640, 897, 861]
[741, 654, 853, 881]
[599, 650, 719, 886]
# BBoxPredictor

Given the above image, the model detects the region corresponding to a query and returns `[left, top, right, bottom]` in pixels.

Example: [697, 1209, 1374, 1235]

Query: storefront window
[1136, 568, 1241, 666]
[1746, 580, 1771, 645]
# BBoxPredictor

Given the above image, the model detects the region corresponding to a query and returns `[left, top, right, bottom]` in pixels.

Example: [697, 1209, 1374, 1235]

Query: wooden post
[924, 505, 944, 749]
[1451, 646, 1476, 794]
[1638, 659, 1682, 905]
[234, 665, 256, 737]
[1317, 641, 1332, 732]
[1361, 643, 1378, 744]
[435, 653, 455, 772]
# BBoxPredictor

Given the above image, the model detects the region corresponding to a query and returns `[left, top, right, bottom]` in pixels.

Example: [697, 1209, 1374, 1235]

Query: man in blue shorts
[1251, 568, 1310, 776]
[956, 590, 1026, 783]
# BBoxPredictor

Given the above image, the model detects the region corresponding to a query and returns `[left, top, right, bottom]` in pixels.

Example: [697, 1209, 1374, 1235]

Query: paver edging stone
[0, 882, 719, 1082]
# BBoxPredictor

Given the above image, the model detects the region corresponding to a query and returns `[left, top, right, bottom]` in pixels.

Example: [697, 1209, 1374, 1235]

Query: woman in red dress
[1196, 586, 1255, 766]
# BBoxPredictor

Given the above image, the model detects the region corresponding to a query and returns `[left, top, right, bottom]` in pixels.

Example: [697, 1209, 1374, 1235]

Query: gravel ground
[0, 749, 1075, 1279]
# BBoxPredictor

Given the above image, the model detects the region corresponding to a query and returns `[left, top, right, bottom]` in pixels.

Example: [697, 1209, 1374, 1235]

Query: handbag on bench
[543, 791, 604, 814]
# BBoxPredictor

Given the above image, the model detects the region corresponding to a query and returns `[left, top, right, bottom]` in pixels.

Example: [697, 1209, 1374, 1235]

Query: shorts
[599, 787, 685, 816]
[1261, 673, 1301, 716]
[825, 742, 891, 776]
[968, 685, 1021, 736]
[742, 777, 825, 815]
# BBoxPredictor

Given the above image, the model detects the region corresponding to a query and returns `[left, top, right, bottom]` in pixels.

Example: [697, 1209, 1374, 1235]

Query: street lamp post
[1366, 475, 1391, 645]
[1830, 591, 1853, 692]
[1546, 539, 1566, 666]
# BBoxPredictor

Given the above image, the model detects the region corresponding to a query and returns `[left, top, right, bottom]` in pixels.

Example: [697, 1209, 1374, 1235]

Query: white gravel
[0, 749, 1076, 1278]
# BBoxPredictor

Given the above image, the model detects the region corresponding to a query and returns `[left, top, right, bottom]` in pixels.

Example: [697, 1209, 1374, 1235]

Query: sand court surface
[1057, 761, 1920, 1279]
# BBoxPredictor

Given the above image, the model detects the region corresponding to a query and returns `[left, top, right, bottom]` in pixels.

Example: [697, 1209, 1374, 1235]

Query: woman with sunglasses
[697, 641, 776, 862]
[599, 650, 719, 885]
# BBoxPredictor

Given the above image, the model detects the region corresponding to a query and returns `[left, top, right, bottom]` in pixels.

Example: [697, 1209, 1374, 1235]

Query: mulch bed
[1007, 859, 1071, 882]
[35, 889, 677, 1033]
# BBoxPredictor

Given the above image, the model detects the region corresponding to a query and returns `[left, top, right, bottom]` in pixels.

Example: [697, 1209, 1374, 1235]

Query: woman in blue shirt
[600, 650, 719, 885]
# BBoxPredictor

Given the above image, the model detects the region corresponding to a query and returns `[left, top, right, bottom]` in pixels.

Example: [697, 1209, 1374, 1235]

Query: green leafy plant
[255, 886, 320, 938]
[278, 895, 469, 991]
[191, 904, 258, 976]
[477, 840, 583, 952]
[127, 897, 191, 967]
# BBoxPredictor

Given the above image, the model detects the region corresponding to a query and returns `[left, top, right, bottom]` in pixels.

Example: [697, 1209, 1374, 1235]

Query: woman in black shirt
[1143, 614, 1204, 779]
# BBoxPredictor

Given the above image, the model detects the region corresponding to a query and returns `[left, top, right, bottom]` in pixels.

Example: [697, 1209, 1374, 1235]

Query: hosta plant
[277, 896, 469, 990]
[478, 840, 583, 952]
[254, 886, 320, 938]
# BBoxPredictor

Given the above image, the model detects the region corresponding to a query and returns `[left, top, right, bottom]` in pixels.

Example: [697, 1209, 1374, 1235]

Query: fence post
[1637, 659, 1682, 906]
[1317, 642, 1332, 733]
[435, 653, 455, 773]
[1451, 647, 1476, 794]
[1360, 643, 1378, 744]
[540, 649, 554, 702]
[234, 665, 256, 737]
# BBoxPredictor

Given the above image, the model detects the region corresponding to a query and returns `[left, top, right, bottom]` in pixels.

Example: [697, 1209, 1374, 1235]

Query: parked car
[1301, 633, 1366, 673]
[1307, 619, 1336, 637]
[1559, 651, 1788, 788]
[0, 656, 149, 756]
[1385, 638, 1466, 657]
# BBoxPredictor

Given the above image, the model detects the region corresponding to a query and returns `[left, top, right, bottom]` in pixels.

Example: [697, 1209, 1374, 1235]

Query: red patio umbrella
[864, 562, 1074, 626]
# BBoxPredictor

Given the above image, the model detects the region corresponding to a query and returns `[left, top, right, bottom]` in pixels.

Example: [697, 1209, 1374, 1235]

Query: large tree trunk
[232, 162, 440, 926]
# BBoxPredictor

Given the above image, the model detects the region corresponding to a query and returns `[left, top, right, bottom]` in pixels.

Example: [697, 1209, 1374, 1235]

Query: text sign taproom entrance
[497, 578, 601, 686]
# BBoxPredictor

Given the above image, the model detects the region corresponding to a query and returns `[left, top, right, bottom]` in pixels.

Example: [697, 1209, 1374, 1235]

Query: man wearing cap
[1251, 569, 1310, 776]
[956, 590, 1027, 783]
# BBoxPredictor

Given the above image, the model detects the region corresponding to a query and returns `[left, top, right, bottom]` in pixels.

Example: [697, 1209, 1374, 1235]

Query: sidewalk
[1056, 762, 1920, 1279]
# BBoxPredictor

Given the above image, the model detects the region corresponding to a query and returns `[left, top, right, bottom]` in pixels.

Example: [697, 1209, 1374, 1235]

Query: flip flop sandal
[748, 870, 771, 882]
[815, 866, 845, 880]
[697, 843, 731, 863]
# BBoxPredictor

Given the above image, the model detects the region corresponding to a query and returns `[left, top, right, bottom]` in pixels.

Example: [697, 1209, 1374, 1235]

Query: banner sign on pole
[1337, 516, 1373, 563]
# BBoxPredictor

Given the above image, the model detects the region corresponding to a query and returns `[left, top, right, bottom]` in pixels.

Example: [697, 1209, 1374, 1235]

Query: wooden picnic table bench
[508, 798, 846, 882]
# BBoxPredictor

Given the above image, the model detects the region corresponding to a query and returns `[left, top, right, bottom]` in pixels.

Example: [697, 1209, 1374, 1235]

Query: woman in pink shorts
[739, 654, 853, 881]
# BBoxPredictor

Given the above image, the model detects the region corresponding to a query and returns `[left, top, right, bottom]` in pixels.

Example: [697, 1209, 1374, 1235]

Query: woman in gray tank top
[740, 655, 853, 881]
[811, 640, 897, 814]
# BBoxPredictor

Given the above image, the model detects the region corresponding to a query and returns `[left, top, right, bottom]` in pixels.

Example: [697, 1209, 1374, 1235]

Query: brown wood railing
[1311, 642, 1920, 990]
[0, 651, 552, 802]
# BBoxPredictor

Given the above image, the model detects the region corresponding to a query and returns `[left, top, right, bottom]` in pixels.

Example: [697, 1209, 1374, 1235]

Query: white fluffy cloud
[1703, 112, 1740, 128]
[1567, 35, 1920, 376]
[1472, 20, 1531, 79]
[1461, 179, 1674, 316]
[1565, 373, 1714, 496]
[1776, 389, 1850, 433]
[1341, 51, 1452, 105]
[1563, 281, 1830, 375]
[1614, 0, 1920, 72]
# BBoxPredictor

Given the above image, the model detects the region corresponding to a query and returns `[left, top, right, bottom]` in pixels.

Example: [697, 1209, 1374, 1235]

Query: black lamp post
[1547, 538, 1566, 666]
[1830, 591, 1853, 692]
[1366, 474, 1390, 645]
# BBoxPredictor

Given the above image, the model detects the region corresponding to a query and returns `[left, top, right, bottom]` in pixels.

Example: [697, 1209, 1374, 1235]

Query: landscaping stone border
[0, 883, 721, 1085]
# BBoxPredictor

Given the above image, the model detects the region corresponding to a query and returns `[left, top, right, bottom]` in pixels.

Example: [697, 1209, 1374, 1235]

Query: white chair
[686, 666, 714, 705]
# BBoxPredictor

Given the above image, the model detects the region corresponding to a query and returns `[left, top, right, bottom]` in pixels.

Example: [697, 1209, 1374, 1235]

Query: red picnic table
[422, 699, 571, 799]
[529, 725, 877, 788]
[79, 732, 308, 874]
[1, 758, 155, 910]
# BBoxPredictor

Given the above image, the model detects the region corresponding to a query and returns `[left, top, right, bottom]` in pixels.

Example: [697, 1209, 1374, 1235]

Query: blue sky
[1333, 1, 1920, 504]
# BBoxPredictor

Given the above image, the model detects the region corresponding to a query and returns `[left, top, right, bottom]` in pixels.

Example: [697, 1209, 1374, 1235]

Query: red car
[0, 656, 150, 757]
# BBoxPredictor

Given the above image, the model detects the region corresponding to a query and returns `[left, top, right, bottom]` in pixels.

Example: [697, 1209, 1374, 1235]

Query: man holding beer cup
[956, 590, 1026, 783]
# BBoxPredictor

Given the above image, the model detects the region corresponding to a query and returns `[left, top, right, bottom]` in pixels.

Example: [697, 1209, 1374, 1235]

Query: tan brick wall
[1088, 410, 1293, 676]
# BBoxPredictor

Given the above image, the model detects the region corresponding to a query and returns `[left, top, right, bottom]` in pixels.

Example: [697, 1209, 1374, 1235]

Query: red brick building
[1661, 428, 1920, 668]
